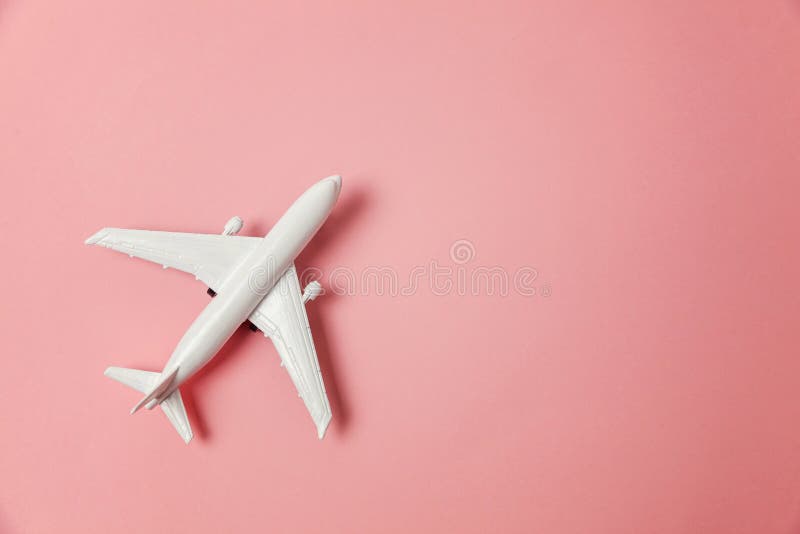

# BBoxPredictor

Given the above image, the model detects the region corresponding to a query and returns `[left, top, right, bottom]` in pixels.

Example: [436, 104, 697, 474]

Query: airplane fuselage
[152, 176, 341, 405]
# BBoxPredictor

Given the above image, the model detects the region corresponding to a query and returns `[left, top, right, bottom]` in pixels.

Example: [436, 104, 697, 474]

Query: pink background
[2, 1, 800, 532]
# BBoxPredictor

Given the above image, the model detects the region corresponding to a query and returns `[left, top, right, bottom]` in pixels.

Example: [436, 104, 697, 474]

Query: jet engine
[222, 216, 243, 236]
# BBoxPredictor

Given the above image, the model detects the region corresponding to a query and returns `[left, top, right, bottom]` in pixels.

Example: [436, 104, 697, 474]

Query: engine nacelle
[302, 281, 323, 303]
[222, 216, 243, 236]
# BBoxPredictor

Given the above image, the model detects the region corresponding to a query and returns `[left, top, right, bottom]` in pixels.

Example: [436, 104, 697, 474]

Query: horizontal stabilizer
[160, 389, 193, 444]
[104, 367, 160, 393]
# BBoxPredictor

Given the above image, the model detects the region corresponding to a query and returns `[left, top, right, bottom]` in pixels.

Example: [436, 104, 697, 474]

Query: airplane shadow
[182, 180, 371, 441]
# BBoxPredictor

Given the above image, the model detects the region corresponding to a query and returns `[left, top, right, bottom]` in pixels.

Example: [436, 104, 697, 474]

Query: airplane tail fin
[126, 367, 179, 414]
[104, 366, 193, 444]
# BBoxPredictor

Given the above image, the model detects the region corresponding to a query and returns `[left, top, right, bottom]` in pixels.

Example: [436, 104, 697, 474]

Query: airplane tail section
[128, 367, 179, 414]
[104, 366, 193, 444]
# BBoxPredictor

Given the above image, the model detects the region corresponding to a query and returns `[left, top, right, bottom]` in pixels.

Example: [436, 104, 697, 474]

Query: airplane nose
[328, 175, 342, 194]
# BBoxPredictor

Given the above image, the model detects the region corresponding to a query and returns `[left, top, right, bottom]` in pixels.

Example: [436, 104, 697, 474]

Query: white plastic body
[157, 176, 340, 400]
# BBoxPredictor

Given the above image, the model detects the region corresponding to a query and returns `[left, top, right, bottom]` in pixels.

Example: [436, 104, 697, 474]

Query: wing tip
[316, 411, 332, 440]
[85, 228, 109, 245]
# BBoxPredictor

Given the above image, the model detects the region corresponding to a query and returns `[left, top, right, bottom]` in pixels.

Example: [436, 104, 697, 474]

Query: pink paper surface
[2, 2, 800, 532]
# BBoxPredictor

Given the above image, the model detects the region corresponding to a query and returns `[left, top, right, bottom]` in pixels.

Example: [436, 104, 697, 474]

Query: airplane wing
[85, 228, 261, 291]
[248, 264, 332, 439]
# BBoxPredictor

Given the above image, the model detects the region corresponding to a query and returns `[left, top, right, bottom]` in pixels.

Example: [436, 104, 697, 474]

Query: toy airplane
[85, 175, 342, 443]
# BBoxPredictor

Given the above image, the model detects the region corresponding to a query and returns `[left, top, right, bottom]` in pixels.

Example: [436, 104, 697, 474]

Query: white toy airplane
[85, 175, 342, 443]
